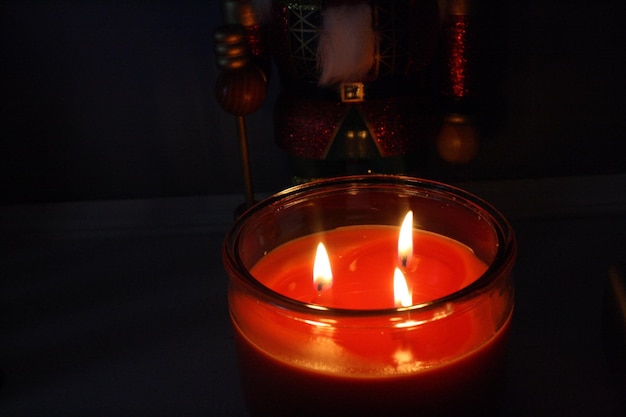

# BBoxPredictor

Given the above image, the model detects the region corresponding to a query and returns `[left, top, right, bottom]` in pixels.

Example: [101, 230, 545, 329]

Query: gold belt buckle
[340, 82, 365, 103]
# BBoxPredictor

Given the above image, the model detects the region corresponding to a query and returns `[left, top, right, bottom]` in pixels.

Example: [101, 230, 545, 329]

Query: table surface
[2, 175, 626, 416]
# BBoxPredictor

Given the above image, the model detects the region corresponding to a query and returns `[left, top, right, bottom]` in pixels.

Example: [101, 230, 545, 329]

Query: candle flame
[313, 242, 333, 292]
[398, 210, 413, 269]
[394, 267, 412, 307]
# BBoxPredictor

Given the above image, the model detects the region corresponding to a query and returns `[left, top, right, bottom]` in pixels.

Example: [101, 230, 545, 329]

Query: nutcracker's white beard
[318, 4, 375, 85]
[250, 0, 273, 21]
[252, 1, 375, 86]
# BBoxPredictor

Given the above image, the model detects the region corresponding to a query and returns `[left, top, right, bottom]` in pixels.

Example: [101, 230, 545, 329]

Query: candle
[224, 176, 516, 417]
[251, 226, 485, 309]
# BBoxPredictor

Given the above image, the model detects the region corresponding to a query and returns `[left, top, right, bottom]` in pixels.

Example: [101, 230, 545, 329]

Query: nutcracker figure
[214, 0, 479, 185]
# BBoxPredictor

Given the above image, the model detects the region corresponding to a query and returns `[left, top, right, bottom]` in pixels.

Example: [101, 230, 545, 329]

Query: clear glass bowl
[223, 175, 516, 417]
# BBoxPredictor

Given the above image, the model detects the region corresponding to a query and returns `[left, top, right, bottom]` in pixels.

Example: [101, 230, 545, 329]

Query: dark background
[1, 0, 625, 204]
[1, 2, 625, 415]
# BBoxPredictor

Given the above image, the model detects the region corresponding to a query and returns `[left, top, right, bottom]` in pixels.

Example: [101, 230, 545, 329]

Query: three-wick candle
[224, 175, 516, 417]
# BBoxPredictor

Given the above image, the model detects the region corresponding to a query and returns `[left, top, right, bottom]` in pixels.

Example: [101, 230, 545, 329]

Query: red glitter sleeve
[442, 14, 476, 101]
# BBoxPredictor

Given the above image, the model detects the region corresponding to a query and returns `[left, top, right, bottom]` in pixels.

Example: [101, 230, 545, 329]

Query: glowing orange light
[313, 242, 333, 292]
[398, 210, 413, 269]
[394, 267, 412, 307]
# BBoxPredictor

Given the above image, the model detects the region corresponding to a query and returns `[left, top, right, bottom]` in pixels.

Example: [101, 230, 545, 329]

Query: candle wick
[401, 256, 408, 269]
[317, 282, 323, 292]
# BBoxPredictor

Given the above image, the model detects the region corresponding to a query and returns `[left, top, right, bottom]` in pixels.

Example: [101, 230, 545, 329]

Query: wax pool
[229, 225, 511, 417]
[251, 225, 486, 309]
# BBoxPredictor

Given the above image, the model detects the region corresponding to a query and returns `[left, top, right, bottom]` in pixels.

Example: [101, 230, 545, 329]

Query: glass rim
[223, 174, 516, 318]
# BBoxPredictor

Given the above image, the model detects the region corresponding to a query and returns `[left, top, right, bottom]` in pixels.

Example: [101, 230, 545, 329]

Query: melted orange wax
[251, 225, 487, 309]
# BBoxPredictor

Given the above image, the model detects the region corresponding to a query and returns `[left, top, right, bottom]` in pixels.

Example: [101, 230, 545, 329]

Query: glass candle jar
[223, 175, 516, 417]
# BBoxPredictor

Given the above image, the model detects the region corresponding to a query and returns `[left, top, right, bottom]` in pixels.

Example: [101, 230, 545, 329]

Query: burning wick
[394, 267, 412, 307]
[313, 242, 333, 292]
[398, 210, 413, 270]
